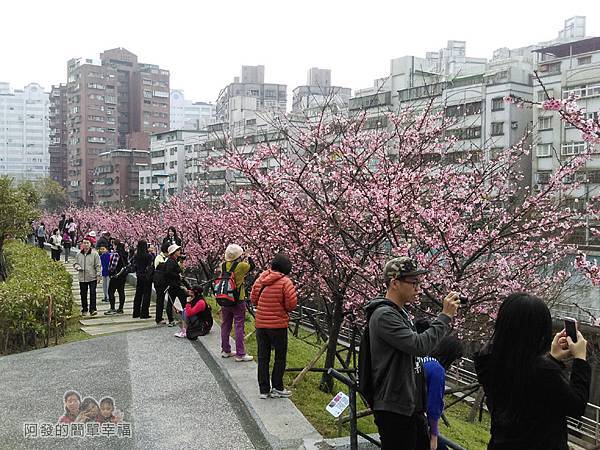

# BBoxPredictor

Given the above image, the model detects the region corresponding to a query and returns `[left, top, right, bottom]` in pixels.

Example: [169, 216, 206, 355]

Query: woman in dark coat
[132, 240, 154, 319]
[474, 292, 590, 450]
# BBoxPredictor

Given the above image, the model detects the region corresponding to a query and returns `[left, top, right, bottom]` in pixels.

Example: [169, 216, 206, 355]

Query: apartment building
[532, 36, 600, 247]
[0, 82, 50, 183]
[138, 129, 206, 199]
[215, 65, 287, 135]
[91, 149, 149, 205]
[48, 84, 68, 188]
[64, 48, 169, 204]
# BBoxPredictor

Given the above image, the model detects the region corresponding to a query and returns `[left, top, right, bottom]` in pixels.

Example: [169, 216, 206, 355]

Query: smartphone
[459, 296, 468, 305]
[564, 317, 578, 343]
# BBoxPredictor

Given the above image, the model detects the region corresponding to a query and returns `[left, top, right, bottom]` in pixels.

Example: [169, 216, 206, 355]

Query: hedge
[0, 240, 73, 354]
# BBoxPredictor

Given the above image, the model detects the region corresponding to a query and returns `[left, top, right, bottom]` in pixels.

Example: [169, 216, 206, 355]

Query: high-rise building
[215, 65, 287, 134]
[64, 48, 169, 204]
[48, 84, 68, 188]
[0, 82, 50, 183]
[170, 90, 215, 130]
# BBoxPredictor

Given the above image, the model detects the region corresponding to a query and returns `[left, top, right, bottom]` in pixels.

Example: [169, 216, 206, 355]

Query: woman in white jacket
[49, 228, 62, 262]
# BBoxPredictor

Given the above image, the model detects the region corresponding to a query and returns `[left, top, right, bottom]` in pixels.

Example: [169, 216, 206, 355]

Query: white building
[0, 82, 50, 182]
[532, 36, 600, 247]
[138, 129, 206, 198]
[170, 89, 215, 130]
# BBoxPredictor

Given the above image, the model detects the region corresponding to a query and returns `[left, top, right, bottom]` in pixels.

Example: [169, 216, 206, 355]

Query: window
[87, 126, 104, 133]
[169, 161, 177, 168]
[561, 142, 586, 155]
[143, 90, 153, 99]
[87, 115, 104, 122]
[578, 56, 592, 66]
[536, 171, 551, 184]
[153, 91, 169, 98]
[538, 116, 552, 130]
[563, 84, 600, 99]
[88, 94, 105, 101]
[87, 136, 106, 144]
[539, 62, 561, 74]
[105, 95, 117, 104]
[537, 143, 552, 157]
[491, 97, 504, 111]
[142, 78, 153, 85]
[87, 83, 105, 90]
[491, 122, 504, 136]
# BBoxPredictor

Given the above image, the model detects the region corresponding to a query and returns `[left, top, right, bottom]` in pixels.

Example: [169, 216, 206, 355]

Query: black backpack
[186, 300, 213, 340]
[357, 301, 396, 409]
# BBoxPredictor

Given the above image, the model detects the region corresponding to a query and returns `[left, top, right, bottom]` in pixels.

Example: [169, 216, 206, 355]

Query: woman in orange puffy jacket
[250, 253, 297, 399]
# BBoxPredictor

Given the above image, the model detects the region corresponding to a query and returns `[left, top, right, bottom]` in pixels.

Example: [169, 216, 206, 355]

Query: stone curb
[195, 324, 326, 450]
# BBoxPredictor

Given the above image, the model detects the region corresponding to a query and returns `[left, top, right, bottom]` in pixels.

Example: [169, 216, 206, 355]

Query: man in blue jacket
[365, 257, 459, 449]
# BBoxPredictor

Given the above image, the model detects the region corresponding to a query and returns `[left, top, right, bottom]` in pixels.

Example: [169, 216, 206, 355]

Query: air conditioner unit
[533, 184, 541, 191]
[511, 122, 519, 129]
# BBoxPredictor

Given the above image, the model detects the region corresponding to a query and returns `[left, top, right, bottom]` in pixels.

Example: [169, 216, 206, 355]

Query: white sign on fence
[325, 391, 350, 418]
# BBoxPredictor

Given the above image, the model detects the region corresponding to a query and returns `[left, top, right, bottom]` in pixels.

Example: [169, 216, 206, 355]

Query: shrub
[0, 240, 73, 354]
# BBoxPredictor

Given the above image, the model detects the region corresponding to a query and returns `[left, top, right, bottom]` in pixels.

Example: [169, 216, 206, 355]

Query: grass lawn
[207, 298, 491, 448]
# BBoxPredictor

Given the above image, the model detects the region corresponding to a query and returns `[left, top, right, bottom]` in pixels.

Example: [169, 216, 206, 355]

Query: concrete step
[80, 321, 159, 336]
[80, 316, 155, 326]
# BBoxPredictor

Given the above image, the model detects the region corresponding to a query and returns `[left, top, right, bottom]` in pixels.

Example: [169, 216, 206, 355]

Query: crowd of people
[35, 214, 592, 449]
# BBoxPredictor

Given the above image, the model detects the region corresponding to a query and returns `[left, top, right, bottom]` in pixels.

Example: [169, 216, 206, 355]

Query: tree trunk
[319, 293, 344, 393]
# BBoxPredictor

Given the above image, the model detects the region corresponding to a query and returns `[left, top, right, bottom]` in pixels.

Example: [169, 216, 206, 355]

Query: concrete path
[0, 327, 268, 450]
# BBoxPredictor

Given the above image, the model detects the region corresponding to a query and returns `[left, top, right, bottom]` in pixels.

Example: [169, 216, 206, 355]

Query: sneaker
[156, 320, 167, 326]
[115, 309, 124, 314]
[270, 388, 292, 398]
[104, 309, 117, 315]
[221, 351, 235, 358]
[168, 321, 176, 327]
[90, 311, 98, 316]
[174, 329, 186, 338]
[235, 355, 254, 362]
[259, 393, 270, 399]
[81, 311, 88, 316]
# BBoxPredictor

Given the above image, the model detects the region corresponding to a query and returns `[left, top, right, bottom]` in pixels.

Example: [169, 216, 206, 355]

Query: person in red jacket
[250, 253, 297, 399]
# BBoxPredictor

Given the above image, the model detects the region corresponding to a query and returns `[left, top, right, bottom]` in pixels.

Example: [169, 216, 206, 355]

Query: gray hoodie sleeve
[376, 310, 451, 356]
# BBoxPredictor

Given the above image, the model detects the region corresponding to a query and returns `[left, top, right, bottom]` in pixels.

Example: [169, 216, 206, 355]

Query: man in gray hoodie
[73, 239, 102, 316]
[365, 257, 459, 450]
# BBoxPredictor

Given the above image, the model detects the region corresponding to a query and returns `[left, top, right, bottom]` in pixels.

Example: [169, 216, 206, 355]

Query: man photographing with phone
[363, 257, 460, 450]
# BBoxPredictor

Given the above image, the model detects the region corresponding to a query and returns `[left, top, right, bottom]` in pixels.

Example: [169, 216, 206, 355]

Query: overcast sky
[1, 0, 599, 102]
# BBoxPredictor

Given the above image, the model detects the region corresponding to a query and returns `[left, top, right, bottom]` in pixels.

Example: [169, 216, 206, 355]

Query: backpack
[214, 261, 240, 307]
[153, 260, 168, 285]
[186, 300, 213, 340]
[357, 301, 395, 409]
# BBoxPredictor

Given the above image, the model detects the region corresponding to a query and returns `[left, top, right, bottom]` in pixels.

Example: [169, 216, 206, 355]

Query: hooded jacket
[251, 269, 297, 328]
[365, 297, 451, 416]
[474, 349, 591, 450]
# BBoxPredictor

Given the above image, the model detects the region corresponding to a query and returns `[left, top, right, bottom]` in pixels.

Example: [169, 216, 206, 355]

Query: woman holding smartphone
[474, 292, 590, 450]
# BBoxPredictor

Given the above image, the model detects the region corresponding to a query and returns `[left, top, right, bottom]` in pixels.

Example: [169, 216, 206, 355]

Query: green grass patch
[206, 297, 491, 446]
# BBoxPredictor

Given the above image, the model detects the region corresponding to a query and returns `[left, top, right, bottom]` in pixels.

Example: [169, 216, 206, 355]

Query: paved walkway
[0, 328, 268, 449]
